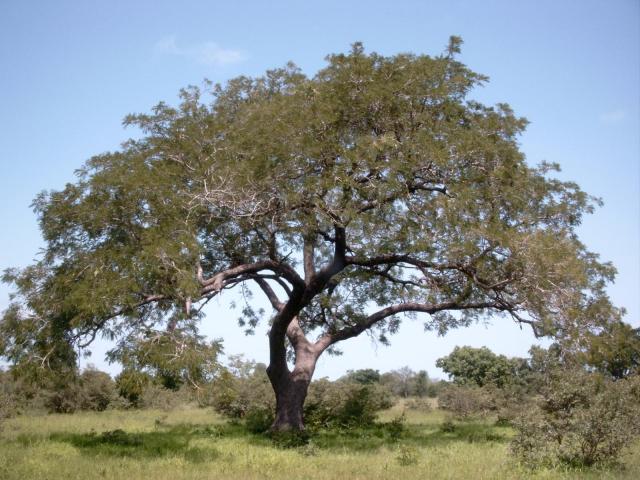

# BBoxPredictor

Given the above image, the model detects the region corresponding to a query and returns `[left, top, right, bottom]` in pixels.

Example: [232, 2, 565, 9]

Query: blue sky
[0, 0, 638, 379]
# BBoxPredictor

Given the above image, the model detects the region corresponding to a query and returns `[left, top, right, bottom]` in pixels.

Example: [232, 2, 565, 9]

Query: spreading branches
[1, 41, 617, 392]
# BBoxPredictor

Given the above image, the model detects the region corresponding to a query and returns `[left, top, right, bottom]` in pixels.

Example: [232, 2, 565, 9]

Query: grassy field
[1, 403, 638, 480]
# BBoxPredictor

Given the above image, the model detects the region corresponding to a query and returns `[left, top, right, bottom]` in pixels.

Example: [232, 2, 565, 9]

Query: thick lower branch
[315, 300, 504, 352]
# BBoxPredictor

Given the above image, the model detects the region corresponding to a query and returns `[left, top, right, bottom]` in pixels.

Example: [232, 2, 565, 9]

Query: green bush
[115, 369, 152, 406]
[304, 379, 394, 429]
[511, 371, 640, 467]
[139, 384, 188, 411]
[45, 381, 84, 413]
[207, 363, 275, 419]
[437, 384, 495, 419]
[79, 368, 117, 411]
[245, 407, 275, 434]
[438, 383, 531, 423]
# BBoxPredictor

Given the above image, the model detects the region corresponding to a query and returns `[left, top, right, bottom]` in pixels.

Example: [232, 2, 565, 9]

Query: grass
[1, 404, 638, 480]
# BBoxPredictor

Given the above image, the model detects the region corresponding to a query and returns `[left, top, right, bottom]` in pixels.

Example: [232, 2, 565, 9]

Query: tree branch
[315, 299, 504, 352]
[253, 277, 285, 311]
[199, 259, 305, 294]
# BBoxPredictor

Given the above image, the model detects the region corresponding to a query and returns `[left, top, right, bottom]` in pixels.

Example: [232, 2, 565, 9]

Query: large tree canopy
[1, 38, 621, 430]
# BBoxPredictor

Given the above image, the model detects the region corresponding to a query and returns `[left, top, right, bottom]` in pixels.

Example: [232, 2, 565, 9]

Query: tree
[436, 346, 527, 388]
[0, 38, 621, 431]
[413, 370, 430, 397]
[580, 321, 640, 379]
[342, 368, 381, 385]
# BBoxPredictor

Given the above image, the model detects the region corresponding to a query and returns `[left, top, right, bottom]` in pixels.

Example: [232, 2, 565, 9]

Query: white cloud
[599, 109, 626, 124]
[154, 36, 247, 66]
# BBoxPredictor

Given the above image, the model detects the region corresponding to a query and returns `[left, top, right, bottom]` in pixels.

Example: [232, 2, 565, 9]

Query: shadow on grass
[46, 425, 224, 463]
[246, 422, 509, 452]
[16, 417, 509, 459]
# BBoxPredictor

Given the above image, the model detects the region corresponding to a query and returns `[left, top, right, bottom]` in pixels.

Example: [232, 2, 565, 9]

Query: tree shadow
[48, 425, 221, 463]
[297, 420, 510, 452]
[37, 418, 509, 459]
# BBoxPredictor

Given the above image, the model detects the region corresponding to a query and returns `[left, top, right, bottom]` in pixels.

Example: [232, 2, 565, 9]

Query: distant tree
[1, 38, 621, 431]
[381, 366, 417, 397]
[342, 368, 381, 385]
[436, 346, 526, 388]
[413, 370, 430, 397]
[79, 367, 116, 411]
[580, 321, 640, 379]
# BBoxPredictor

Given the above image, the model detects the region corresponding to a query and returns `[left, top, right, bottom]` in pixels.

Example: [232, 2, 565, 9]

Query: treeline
[0, 357, 444, 419]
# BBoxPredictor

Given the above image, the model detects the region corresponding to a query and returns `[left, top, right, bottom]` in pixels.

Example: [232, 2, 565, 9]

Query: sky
[0, 0, 638, 380]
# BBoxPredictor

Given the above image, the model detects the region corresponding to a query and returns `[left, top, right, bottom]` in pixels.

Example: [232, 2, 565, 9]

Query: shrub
[79, 368, 117, 411]
[511, 371, 640, 467]
[115, 369, 152, 406]
[208, 364, 275, 419]
[45, 381, 84, 413]
[0, 370, 21, 426]
[405, 397, 433, 412]
[440, 419, 456, 433]
[438, 383, 531, 423]
[437, 385, 495, 419]
[304, 379, 394, 429]
[396, 445, 419, 466]
[387, 413, 406, 441]
[139, 384, 187, 411]
[245, 407, 275, 433]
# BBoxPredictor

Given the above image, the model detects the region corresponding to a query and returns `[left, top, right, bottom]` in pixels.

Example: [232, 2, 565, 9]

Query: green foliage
[2, 405, 639, 479]
[380, 367, 440, 398]
[207, 356, 275, 418]
[341, 368, 381, 385]
[48, 426, 217, 462]
[78, 367, 117, 411]
[0, 40, 621, 400]
[437, 385, 496, 419]
[115, 368, 151, 406]
[0, 371, 20, 429]
[511, 370, 640, 468]
[138, 384, 188, 411]
[304, 378, 394, 429]
[579, 321, 640, 379]
[436, 346, 529, 388]
[269, 429, 311, 448]
[110, 330, 223, 391]
[244, 407, 275, 434]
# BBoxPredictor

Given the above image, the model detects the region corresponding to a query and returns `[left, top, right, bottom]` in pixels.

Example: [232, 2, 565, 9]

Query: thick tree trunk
[267, 342, 319, 432]
[271, 375, 310, 431]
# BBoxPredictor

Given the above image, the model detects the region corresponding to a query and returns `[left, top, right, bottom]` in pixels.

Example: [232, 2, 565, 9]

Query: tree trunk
[267, 346, 318, 432]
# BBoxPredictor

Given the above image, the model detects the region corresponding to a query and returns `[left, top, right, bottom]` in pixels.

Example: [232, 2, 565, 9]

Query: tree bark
[270, 372, 311, 431]
[267, 321, 319, 432]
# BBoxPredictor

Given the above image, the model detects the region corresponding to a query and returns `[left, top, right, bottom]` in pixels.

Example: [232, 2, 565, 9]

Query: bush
[511, 371, 640, 467]
[304, 379, 394, 429]
[438, 383, 531, 423]
[437, 385, 495, 419]
[45, 381, 84, 413]
[245, 407, 275, 433]
[396, 444, 419, 466]
[139, 384, 187, 411]
[405, 397, 433, 412]
[207, 364, 275, 419]
[0, 370, 22, 426]
[79, 368, 117, 411]
[115, 369, 152, 406]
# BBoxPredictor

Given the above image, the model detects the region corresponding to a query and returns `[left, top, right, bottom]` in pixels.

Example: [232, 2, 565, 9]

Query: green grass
[1, 404, 638, 480]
